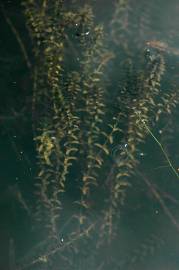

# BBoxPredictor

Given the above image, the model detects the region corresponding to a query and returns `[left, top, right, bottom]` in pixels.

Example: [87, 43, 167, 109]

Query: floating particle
[60, 237, 64, 243]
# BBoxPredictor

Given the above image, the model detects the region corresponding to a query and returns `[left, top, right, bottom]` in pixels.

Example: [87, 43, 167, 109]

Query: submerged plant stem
[138, 113, 179, 180]
[1, 3, 32, 69]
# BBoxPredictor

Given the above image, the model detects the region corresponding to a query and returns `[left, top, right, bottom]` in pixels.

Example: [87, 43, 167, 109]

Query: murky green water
[0, 1, 179, 269]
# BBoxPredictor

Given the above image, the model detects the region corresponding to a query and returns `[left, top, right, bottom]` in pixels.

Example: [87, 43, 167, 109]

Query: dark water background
[0, 0, 179, 269]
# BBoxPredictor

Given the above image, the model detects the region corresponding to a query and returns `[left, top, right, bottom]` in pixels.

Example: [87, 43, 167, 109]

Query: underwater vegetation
[1, 0, 179, 269]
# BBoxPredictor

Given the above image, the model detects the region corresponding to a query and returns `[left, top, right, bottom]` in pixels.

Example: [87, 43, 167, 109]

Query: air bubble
[60, 237, 64, 243]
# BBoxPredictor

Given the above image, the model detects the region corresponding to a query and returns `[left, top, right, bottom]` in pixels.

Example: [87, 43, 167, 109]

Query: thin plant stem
[136, 169, 179, 232]
[1, 4, 32, 69]
[138, 113, 179, 179]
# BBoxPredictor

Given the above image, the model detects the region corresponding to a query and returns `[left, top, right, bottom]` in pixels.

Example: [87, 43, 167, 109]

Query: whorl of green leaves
[22, 1, 115, 240]
[98, 53, 166, 243]
[22, 0, 81, 236]
[110, 0, 130, 49]
[20, 0, 179, 269]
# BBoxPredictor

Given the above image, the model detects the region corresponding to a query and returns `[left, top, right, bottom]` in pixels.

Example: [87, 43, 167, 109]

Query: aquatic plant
[1, 0, 179, 269]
